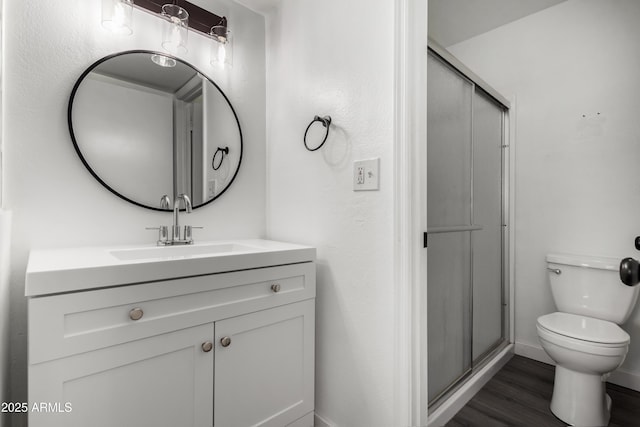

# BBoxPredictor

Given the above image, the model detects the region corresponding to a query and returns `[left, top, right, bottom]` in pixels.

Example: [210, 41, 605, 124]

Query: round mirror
[68, 50, 242, 210]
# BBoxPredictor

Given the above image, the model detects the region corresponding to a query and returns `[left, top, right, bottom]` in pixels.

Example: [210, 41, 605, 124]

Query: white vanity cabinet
[29, 323, 215, 427]
[214, 299, 315, 427]
[26, 240, 316, 427]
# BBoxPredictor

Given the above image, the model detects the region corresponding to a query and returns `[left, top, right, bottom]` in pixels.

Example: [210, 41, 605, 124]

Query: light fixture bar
[134, 0, 227, 35]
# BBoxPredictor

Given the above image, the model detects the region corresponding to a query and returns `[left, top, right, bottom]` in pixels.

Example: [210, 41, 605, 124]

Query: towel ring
[304, 115, 332, 151]
[212, 146, 229, 170]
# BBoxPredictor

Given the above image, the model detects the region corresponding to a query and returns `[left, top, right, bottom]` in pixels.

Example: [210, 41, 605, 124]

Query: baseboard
[608, 367, 640, 391]
[515, 341, 640, 392]
[427, 344, 515, 427]
[314, 412, 336, 427]
[288, 412, 314, 427]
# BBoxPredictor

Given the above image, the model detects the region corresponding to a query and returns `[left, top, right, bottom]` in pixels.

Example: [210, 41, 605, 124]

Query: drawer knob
[220, 336, 231, 347]
[129, 307, 144, 321]
[271, 283, 281, 293]
[201, 341, 213, 353]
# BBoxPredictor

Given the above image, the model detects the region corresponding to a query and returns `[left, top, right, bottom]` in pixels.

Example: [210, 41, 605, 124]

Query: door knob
[619, 257, 640, 287]
[635, 236, 640, 251]
[271, 283, 281, 293]
[201, 341, 213, 353]
[220, 336, 231, 347]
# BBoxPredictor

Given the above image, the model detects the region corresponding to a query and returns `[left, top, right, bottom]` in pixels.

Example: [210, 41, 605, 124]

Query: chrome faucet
[172, 194, 192, 244]
[148, 194, 200, 245]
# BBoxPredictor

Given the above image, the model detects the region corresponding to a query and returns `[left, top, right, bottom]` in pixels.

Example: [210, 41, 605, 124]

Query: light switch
[207, 180, 217, 198]
[353, 158, 380, 191]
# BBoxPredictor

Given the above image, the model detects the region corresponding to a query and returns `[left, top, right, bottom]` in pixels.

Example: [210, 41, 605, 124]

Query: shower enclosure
[426, 47, 510, 408]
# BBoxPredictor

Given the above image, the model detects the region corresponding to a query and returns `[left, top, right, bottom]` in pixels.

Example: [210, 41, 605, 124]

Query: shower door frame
[390, 4, 516, 421]
[424, 41, 516, 415]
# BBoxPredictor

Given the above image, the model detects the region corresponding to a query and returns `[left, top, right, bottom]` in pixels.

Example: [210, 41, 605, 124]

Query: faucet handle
[160, 195, 171, 210]
[184, 226, 203, 243]
[146, 225, 169, 245]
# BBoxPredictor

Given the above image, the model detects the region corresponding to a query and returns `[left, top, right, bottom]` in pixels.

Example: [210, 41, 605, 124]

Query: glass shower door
[427, 51, 506, 405]
[472, 89, 504, 362]
[426, 53, 474, 403]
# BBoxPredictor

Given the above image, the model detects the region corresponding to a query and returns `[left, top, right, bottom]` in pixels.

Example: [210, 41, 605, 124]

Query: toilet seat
[537, 312, 630, 344]
[537, 313, 629, 357]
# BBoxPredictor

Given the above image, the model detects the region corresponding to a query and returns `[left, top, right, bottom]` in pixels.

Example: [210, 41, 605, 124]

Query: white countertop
[26, 239, 315, 297]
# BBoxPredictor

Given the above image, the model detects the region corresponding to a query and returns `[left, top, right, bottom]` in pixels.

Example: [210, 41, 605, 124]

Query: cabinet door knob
[271, 283, 281, 293]
[201, 341, 213, 353]
[220, 336, 231, 347]
[129, 307, 144, 321]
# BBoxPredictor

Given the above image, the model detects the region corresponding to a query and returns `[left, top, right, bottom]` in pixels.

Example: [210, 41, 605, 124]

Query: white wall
[74, 75, 174, 206]
[265, 1, 397, 425]
[449, 0, 640, 388]
[4, 1, 265, 424]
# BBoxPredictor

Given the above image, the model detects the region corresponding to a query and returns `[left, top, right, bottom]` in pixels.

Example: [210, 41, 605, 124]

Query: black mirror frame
[67, 50, 243, 211]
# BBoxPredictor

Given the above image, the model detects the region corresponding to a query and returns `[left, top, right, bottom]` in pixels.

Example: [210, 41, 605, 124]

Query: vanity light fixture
[101, 0, 134, 35]
[151, 2, 188, 68]
[210, 18, 233, 68]
[133, 1, 231, 69]
[159, 3, 189, 55]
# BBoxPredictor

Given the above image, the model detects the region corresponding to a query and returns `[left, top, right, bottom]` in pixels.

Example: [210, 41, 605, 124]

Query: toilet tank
[547, 253, 640, 324]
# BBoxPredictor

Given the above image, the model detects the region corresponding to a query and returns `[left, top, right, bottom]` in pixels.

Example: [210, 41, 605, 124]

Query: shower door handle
[424, 225, 483, 248]
[427, 225, 483, 234]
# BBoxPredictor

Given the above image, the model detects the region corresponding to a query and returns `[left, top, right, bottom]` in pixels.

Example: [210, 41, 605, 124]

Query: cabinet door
[29, 324, 214, 427]
[214, 300, 314, 427]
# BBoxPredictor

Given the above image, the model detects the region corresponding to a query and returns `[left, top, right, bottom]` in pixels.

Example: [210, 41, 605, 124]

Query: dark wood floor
[446, 355, 640, 427]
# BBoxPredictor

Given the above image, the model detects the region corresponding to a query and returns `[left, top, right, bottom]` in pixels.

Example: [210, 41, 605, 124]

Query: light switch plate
[207, 180, 217, 198]
[353, 158, 380, 191]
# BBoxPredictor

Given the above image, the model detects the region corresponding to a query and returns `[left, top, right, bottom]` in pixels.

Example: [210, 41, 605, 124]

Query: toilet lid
[537, 312, 630, 344]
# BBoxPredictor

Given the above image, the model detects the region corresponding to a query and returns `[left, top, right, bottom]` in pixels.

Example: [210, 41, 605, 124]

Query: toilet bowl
[537, 254, 639, 426]
[537, 312, 629, 426]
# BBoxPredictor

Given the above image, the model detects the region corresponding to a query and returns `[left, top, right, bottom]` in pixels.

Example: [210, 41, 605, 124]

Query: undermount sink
[110, 242, 258, 261]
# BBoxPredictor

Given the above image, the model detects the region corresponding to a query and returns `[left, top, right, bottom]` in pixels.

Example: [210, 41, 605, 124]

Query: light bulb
[217, 44, 227, 64]
[102, 0, 133, 35]
[210, 25, 233, 68]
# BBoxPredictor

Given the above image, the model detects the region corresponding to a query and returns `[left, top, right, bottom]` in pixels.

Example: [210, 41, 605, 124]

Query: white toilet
[537, 253, 640, 426]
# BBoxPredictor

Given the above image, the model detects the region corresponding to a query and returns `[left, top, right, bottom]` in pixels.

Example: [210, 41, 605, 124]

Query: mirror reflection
[69, 50, 242, 210]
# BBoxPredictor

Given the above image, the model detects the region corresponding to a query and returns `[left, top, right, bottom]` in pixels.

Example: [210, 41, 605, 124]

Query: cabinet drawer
[29, 263, 315, 364]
